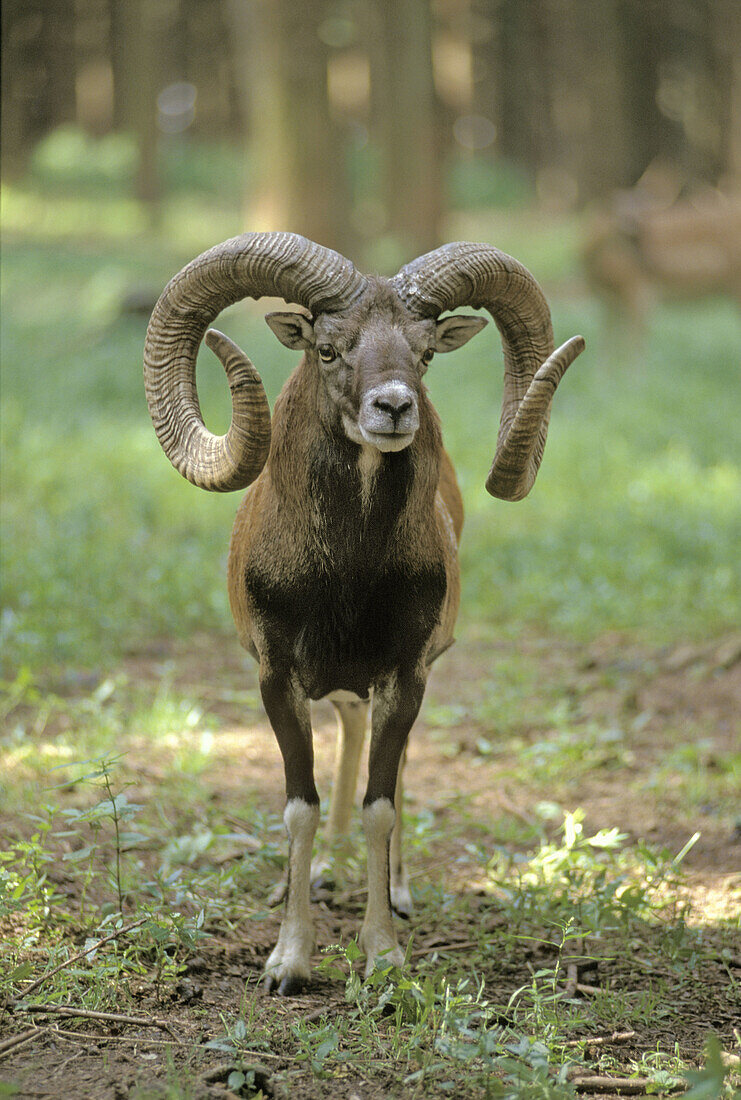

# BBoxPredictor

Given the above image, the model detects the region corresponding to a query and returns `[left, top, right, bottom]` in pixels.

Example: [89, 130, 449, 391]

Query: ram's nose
[373, 392, 413, 427]
[358, 381, 419, 451]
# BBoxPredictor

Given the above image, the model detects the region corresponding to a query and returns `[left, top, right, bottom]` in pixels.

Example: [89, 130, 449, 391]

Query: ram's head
[144, 232, 584, 498]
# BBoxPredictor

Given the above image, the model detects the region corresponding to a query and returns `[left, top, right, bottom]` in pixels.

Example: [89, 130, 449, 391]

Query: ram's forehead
[315, 277, 436, 348]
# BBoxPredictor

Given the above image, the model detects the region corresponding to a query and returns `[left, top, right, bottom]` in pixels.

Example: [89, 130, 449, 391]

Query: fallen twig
[411, 939, 481, 957]
[496, 788, 538, 829]
[564, 1030, 636, 1048]
[49, 1025, 281, 1058]
[0, 1026, 45, 1059]
[570, 1074, 683, 1094]
[19, 917, 147, 998]
[17, 1003, 180, 1042]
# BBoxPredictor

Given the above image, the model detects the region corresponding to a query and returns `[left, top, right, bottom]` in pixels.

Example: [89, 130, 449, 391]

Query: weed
[320, 941, 581, 1096]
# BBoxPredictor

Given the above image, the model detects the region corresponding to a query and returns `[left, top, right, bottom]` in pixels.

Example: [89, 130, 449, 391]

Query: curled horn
[391, 242, 585, 501]
[144, 232, 367, 491]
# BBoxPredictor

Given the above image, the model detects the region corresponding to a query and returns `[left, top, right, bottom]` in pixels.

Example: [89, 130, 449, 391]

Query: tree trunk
[121, 0, 161, 211]
[227, 0, 354, 255]
[369, 0, 442, 266]
[1, 0, 76, 177]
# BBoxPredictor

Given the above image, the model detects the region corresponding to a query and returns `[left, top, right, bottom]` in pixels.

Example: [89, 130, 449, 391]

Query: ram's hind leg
[389, 746, 413, 917]
[260, 667, 319, 995]
[311, 695, 368, 892]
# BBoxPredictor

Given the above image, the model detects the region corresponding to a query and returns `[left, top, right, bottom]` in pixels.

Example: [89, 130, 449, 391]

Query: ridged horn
[391, 242, 585, 501]
[144, 232, 367, 491]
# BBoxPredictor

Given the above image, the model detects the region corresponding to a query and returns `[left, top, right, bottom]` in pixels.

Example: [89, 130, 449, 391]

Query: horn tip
[205, 328, 225, 350]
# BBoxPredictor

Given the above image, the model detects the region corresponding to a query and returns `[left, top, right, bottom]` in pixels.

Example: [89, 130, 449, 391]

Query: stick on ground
[571, 1074, 683, 1094]
[19, 917, 147, 998]
[17, 1003, 180, 1041]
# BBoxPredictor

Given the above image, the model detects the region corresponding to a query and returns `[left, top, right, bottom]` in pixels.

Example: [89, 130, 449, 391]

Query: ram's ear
[265, 311, 315, 350]
[435, 314, 488, 352]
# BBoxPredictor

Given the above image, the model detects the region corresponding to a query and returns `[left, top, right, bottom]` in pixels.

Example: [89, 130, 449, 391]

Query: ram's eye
[318, 344, 337, 363]
[421, 349, 435, 366]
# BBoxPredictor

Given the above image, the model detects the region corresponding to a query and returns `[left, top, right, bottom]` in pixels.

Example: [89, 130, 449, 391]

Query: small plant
[0, 804, 64, 926]
[54, 753, 148, 917]
[317, 941, 579, 1096]
[486, 808, 697, 938]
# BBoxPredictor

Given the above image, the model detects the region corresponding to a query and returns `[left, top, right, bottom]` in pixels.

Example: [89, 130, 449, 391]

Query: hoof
[264, 972, 308, 997]
[264, 933, 313, 995]
[390, 886, 413, 920]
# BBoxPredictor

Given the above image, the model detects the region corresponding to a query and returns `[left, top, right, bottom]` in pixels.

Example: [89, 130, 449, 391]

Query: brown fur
[227, 354, 461, 694]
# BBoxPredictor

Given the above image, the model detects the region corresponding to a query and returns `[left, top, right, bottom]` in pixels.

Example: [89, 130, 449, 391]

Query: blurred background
[1, 0, 740, 674]
[3, 0, 741, 265]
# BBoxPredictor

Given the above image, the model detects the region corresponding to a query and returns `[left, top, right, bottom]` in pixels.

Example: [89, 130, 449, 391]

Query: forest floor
[1, 627, 739, 1099]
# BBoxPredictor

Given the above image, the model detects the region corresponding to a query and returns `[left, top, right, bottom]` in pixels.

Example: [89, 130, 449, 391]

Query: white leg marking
[389, 749, 413, 917]
[265, 798, 319, 989]
[360, 797, 404, 976]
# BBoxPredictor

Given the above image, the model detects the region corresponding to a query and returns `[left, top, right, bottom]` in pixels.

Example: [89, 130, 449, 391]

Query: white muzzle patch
[356, 381, 419, 453]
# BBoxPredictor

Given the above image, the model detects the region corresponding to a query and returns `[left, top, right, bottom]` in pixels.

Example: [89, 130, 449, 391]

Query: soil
[2, 629, 739, 1099]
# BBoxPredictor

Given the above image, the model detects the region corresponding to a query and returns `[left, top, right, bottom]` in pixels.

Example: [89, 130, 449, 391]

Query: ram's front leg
[260, 666, 319, 995]
[360, 669, 425, 977]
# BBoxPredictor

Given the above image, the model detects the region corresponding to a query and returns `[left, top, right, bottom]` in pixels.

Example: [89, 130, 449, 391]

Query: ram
[144, 232, 584, 994]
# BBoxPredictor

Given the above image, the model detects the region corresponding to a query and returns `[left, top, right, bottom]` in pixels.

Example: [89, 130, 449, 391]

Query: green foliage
[317, 942, 581, 1096]
[683, 1037, 741, 1100]
[0, 753, 210, 1010]
[485, 809, 699, 941]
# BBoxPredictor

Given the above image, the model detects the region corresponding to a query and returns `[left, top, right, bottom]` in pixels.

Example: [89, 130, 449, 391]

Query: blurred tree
[1, 0, 76, 177]
[710, 0, 740, 184]
[2, 0, 738, 219]
[496, 0, 552, 181]
[123, 0, 162, 210]
[369, 0, 443, 259]
[110, 0, 134, 131]
[543, 0, 630, 201]
[227, 0, 354, 254]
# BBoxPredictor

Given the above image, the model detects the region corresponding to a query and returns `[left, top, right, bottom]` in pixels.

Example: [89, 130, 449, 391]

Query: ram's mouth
[358, 425, 416, 452]
[342, 413, 416, 452]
